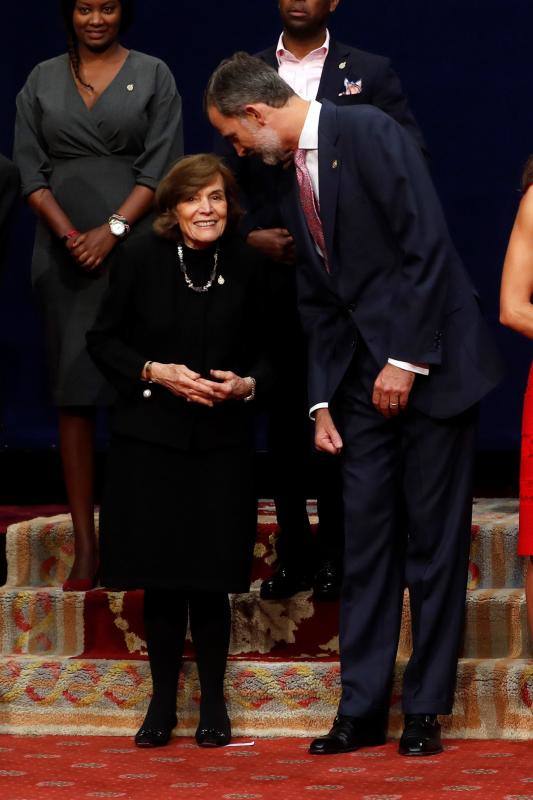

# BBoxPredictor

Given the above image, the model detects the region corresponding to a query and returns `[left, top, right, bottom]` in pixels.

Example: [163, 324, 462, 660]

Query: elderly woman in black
[87, 154, 272, 748]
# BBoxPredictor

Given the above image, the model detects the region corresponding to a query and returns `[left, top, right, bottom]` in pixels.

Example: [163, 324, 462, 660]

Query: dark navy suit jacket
[279, 101, 503, 419]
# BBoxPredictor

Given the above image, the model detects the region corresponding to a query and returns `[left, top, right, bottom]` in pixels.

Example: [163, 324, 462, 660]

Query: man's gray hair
[205, 52, 295, 117]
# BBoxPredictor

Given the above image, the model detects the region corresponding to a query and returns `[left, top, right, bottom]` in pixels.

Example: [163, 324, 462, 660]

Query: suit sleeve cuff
[388, 358, 430, 376]
[309, 402, 329, 420]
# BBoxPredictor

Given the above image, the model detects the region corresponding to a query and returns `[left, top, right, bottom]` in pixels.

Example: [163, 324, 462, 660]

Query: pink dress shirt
[276, 30, 330, 101]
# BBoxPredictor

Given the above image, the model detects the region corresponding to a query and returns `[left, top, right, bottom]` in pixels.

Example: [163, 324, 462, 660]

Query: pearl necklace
[176, 243, 223, 293]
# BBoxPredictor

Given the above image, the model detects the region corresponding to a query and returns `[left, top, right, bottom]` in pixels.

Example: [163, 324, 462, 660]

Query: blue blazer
[279, 101, 503, 419]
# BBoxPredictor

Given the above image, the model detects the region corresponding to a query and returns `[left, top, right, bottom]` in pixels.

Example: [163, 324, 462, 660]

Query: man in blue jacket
[223, 0, 426, 603]
[206, 53, 502, 756]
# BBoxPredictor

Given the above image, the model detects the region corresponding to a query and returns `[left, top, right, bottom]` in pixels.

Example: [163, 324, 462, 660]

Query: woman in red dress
[501, 157, 533, 640]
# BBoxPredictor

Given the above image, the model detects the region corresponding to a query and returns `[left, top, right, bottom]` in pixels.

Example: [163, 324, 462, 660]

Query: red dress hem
[518, 362, 533, 556]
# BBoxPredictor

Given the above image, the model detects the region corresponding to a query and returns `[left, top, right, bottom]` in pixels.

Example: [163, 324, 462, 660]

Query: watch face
[110, 219, 126, 236]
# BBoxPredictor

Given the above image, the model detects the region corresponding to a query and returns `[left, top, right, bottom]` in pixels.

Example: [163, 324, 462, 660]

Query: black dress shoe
[309, 713, 387, 755]
[399, 714, 443, 756]
[195, 716, 232, 748]
[260, 565, 313, 600]
[313, 560, 342, 601]
[134, 715, 177, 748]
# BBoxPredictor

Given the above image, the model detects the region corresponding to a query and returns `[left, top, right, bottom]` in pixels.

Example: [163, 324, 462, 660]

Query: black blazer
[278, 101, 503, 419]
[216, 38, 427, 236]
[87, 232, 274, 450]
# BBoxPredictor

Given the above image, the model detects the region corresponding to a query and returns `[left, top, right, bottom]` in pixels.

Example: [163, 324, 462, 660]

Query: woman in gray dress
[14, 0, 183, 589]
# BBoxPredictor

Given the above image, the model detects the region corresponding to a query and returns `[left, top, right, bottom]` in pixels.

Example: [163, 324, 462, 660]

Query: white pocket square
[339, 78, 363, 96]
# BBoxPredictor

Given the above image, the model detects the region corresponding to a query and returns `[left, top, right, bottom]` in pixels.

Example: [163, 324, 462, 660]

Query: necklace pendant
[217, 275, 225, 285]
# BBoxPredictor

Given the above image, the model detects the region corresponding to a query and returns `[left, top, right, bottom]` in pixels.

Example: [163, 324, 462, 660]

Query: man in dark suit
[224, 0, 426, 602]
[206, 53, 502, 755]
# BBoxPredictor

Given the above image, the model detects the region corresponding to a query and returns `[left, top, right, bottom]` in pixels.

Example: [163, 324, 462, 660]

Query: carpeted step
[0, 586, 528, 661]
[4, 499, 524, 590]
[469, 498, 523, 589]
[0, 656, 529, 740]
[0, 588, 84, 657]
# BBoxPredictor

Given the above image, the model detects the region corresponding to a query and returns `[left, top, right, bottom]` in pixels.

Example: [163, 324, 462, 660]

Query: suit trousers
[334, 341, 477, 716]
[268, 268, 344, 570]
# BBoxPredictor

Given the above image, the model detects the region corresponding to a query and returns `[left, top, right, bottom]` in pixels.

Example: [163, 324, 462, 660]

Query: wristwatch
[108, 213, 130, 239]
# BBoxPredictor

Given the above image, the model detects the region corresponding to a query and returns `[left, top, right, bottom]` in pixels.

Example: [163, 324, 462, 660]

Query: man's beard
[254, 127, 288, 166]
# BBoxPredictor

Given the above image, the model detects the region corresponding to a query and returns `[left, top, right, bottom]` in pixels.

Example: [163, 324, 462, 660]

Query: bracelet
[243, 376, 256, 403]
[62, 229, 80, 243]
[142, 360, 154, 382]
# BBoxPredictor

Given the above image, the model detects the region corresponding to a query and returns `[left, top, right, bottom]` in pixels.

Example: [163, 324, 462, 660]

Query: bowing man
[206, 52, 503, 757]
[218, 0, 427, 603]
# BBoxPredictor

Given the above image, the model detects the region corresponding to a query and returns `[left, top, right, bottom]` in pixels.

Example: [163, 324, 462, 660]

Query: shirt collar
[276, 29, 330, 64]
[298, 100, 322, 150]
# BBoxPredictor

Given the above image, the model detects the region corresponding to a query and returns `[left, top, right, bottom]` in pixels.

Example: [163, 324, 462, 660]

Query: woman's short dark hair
[522, 156, 533, 192]
[59, 0, 135, 37]
[154, 154, 243, 240]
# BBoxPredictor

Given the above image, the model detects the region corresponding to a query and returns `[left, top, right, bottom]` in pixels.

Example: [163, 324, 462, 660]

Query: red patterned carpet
[0, 736, 530, 800]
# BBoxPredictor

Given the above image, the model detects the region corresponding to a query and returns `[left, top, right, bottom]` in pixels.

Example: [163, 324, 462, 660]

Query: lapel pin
[338, 61, 347, 70]
[127, 84, 134, 92]
[332, 159, 339, 169]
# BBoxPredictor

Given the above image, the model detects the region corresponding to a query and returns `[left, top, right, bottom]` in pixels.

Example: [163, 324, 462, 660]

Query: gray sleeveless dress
[14, 50, 183, 405]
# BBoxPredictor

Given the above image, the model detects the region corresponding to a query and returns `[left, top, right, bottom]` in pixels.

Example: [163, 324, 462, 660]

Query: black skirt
[99, 435, 257, 593]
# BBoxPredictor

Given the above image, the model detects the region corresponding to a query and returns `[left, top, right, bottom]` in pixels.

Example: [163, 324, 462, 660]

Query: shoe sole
[197, 741, 231, 748]
[310, 738, 387, 755]
[398, 746, 444, 756]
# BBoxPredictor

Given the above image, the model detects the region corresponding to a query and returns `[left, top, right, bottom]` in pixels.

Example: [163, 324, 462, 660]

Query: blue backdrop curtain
[0, 0, 530, 450]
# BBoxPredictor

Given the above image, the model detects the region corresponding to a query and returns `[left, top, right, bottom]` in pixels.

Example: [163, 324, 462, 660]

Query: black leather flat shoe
[195, 717, 232, 748]
[260, 565, 313, 600]
[134, 716, 177, 748]
[313, 560, 342, 601]
[309, 713, 387, 755]
[399, 714, 443, 756]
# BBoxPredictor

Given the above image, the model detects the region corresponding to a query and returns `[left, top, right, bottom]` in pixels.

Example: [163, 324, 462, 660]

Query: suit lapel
[317, 39, 352, 101]
[317, 102, 341, 273]
[258, 46, 278, 70]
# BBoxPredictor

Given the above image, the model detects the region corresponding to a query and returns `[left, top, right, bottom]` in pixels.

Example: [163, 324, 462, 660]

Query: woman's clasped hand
[149, 363, 253, 406]
[66, 224, 118, 271]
